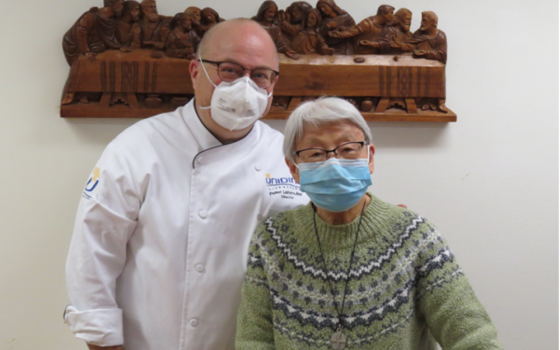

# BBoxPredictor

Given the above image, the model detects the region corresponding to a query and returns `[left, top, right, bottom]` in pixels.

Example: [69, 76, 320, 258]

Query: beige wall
[0, 0, 557, 349]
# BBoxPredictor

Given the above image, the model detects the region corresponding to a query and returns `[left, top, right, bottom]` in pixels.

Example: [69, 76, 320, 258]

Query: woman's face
[287, 120, 374, 183]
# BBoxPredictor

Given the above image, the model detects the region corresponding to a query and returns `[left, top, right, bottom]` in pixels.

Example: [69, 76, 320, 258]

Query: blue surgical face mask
[297, 152, 372, 213]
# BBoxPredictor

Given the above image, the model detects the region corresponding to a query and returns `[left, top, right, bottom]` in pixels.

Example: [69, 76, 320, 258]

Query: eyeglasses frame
[294, 141, 368, 160]
[198, 59, 280, 88]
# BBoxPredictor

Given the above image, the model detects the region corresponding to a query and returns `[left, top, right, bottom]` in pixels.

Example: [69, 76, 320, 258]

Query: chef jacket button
[190, 319, 198, 327]
[197, 157, 203, 165]
[254, 164, 262, 171]
[195, 264, 205, 273]
[199, 210, 207, 219]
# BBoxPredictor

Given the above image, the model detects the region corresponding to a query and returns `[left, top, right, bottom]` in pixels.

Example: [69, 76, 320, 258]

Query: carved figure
[360, 8, 412, 54]
[408, 11, 447, 64]
[62, 0, 124, 65]
[328, 4, 394, 55]
[117, 1, 142, 51]
[138, 0, 171, 50]
[291, 8, 334, 55]
[316, 0, 355, 54]
[277, 1, 313, 45]
[200, 7, 224, 36]
[184, 7, 204, 38]
[253, 1, 299, 60]
[165, 12, 200, 59]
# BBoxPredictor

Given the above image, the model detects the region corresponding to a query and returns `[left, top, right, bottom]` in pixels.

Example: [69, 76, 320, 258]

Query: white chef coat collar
[180, 99, 262, 165]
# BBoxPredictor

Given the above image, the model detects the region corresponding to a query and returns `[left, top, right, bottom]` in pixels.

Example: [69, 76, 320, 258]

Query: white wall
[0, 0, 557, 349]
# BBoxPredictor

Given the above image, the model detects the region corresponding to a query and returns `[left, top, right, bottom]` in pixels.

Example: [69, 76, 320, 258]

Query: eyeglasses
[198, 59, 279, 89]
[294, 141, 367, 162]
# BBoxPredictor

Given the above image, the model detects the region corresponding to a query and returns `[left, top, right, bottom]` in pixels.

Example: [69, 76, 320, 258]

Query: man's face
[182, 17, 192, 31]
[307, 12, 318, 28]
[289, 6, 302, 23]
[192, 10, 201, 25]
[129, 5, 140, 21]
[319, 3, 332, 16]
[382, 9, 394, 22]
[189, 22, 279, 131]
[141, 2, 159, 21]
[264, 6, 277, 23]
[399, 13, 412, 31]
[204, 12, 216, 23]
[420, 15, 434, 31]
[112, 0, 124, 17]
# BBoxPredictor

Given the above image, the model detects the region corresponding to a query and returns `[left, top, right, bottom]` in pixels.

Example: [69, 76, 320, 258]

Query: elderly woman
[236, 97, 502, 350]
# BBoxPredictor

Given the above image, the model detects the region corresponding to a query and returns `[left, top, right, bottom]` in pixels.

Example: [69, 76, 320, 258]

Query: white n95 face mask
[199, 59, 272, 131]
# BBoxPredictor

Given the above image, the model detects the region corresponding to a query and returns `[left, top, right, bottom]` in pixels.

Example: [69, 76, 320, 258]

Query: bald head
[198, 18, 279, 69]
[422, 11, 438, 26]
[189, 18, 281, 142]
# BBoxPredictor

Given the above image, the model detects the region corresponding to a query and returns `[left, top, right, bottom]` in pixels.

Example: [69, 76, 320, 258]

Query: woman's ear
[368, 144, 375, 174]
[285, 157, 300, 184]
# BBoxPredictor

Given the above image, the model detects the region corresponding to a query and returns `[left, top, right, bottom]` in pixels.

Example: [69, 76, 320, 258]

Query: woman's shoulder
[367, 194, 439, 239]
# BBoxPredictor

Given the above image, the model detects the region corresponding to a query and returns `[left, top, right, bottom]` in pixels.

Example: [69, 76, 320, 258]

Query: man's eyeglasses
[294, 141, 368, 162]
[198, 59, 279, 89]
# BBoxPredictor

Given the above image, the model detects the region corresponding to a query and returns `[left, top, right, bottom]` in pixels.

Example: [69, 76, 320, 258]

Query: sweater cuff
[64, 305, 124, 346]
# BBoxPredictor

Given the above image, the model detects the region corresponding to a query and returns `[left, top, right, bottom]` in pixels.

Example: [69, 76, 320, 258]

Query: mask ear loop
[198, 52, 217, 110]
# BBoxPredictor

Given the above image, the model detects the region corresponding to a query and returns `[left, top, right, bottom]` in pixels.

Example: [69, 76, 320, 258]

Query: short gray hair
[283, 97, 373, 162]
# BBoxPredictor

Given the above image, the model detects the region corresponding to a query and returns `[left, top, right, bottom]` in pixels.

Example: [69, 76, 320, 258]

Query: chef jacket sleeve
[64, 141, 142, 346]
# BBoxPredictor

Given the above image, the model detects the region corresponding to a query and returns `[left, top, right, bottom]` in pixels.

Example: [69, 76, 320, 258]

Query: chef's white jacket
[65, 100, 309, 350]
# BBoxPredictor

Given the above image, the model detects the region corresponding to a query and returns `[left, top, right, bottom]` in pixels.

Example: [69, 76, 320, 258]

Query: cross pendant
[330, 330, 346, 349]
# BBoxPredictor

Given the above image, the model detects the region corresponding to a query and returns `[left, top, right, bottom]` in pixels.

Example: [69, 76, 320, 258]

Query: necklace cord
[312, 200, 366, 332]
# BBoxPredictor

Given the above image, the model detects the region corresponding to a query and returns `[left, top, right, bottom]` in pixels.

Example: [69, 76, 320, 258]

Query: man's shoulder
[108, 107, 188, 152]
[256, 120, 285, 142]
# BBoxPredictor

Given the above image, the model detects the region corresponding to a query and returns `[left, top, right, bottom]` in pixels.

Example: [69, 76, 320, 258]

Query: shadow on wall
[64, 118, 450, 150]
[65, 118, 141, 146]
[367, 122, 449, 148]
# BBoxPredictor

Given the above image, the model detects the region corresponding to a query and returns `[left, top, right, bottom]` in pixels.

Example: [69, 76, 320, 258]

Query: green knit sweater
[236, 194, 502, 350]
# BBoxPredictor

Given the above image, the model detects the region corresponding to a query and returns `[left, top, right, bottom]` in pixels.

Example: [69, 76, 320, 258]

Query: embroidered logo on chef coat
[265, 173, 303, 199]
[83, 167, 100, 199]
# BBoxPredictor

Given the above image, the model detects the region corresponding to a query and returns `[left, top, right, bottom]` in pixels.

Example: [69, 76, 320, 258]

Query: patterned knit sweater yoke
[236, 194, 503, 350]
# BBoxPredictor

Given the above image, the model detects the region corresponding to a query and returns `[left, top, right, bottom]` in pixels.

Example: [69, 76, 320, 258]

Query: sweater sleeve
[235, 227, 275, 350]
[414, 221, 503, 350]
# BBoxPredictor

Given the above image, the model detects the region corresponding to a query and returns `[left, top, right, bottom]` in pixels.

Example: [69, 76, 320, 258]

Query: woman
[236, 97, 502, 349]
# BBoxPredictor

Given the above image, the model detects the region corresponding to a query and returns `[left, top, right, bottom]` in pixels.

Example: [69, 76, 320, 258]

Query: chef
[64, 19, 309, 350]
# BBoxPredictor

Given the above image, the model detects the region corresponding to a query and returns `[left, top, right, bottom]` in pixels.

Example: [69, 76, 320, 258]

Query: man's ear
[285, 157, 300, 184]
[189, 59, 199, 90]
[368, 144, 375, 174]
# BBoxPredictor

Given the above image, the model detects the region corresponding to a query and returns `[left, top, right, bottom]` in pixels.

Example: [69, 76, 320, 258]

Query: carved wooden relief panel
[60, 1, 456, 122]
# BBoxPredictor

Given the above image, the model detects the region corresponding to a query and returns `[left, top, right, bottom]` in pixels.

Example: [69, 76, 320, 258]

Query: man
[64, 19, 308, 350]
[62, 0, 124, 65]
[165, 12, 199, 59]
[407, 11, 448, 112]
[408, 11, 447, 64]
[328, 4, 394, 55]
[277, 1, 313, 45]
[252, 1, 300, 60]
[359, 8, 413, 55]
[116, 1, 141, 51]
[137, 0, 171, 50]
[184, 7, 204, 38]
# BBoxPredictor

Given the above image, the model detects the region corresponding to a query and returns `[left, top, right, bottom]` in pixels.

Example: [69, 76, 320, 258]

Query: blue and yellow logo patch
[83, 167, 100, 199]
